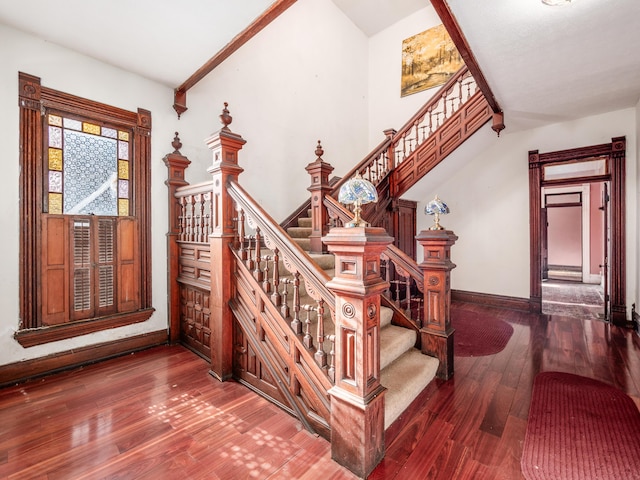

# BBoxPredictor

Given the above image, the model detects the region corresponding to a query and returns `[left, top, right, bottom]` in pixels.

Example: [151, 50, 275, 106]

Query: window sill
[14, 308, 155, 348]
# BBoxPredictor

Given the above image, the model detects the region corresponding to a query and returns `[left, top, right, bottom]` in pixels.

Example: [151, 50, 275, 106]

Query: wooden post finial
[220, 102, 232, 129]
[315, 140, 324, 159]
[172, 132, 182, 153]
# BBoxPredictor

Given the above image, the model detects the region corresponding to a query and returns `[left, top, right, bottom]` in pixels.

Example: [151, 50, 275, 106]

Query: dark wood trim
[430, 0, 501, 115]
[0, 329, 167, 388]
[18, 72, 154, 341]
[529, 138, 627, 325]
[14, 309, 155, 348]
[452, 289, 532, 312]
[173, 0, 298, 116]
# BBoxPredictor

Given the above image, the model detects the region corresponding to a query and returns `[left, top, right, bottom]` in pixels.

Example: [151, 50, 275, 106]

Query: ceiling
[1, 0, 639, 131]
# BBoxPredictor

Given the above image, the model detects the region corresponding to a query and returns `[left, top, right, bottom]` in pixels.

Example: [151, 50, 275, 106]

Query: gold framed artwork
[401, 24, 464, 97]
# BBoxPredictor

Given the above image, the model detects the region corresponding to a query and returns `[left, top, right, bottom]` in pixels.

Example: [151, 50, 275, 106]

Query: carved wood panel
[179, 284, 211, 359]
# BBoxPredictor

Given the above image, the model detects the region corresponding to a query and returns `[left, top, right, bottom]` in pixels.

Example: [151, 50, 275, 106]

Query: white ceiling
[1, 0, 639, 131]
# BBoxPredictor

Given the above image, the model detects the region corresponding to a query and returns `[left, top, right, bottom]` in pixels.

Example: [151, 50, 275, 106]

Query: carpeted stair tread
[288, 226, 313, 238]
[297, 217, 312, 228]
[380, 324, 416, 371]
[380, 305, 393, 328]
[381, 348, 439, 429]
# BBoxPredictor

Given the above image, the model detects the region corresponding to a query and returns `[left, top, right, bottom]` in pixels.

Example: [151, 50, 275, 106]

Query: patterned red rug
[451, 308, 513, 357]
[522, 372, 640, 480]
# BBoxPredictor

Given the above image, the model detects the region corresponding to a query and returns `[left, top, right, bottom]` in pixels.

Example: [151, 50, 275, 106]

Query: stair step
[380, 305, 393, 328]
[381, 348, 439, 429]
[287, 226, 312, 238]
[380, 324, 417, 371]
[298, 217, 312, 228]
[292, 238, 311, 251]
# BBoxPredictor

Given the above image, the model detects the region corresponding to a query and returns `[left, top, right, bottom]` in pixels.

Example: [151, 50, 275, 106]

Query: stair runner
[287, 213, 439, 429]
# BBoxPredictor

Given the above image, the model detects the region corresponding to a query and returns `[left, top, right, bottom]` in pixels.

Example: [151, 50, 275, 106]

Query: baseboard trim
[452, 289, 531, 312]
[0, 329, 168, 388]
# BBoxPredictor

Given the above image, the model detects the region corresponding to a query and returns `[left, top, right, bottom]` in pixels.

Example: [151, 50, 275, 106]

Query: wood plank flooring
[1, 303, 639, 479]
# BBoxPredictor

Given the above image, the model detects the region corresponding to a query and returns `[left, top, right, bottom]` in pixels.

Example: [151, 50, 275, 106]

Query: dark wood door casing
[529, 137, 627, 326]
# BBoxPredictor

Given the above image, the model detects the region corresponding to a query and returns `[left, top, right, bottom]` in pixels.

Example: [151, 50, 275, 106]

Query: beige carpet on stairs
[285, 213, 440, 431]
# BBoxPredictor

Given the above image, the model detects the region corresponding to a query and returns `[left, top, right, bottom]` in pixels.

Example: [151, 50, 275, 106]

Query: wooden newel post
[306, 141, 334, 254]
[415, 229, 458, 380]
[164, 133, 191, 344]
[206, 103, 246, 381]
[323, 226, 393, 478]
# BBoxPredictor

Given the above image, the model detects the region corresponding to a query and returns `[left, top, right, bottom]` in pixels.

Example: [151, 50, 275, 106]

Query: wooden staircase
[288, 211, 438, 429]
[166, 64, 494, 476]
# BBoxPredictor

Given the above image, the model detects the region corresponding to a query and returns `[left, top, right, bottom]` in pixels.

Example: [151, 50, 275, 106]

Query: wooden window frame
[16, 72, 153, 347]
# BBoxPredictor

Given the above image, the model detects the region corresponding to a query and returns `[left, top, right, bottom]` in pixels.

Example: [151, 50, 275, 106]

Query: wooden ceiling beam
[173, 0, 298, 117]
[430, 0, 502, 119]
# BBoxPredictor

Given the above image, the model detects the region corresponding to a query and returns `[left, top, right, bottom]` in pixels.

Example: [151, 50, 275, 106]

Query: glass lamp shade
[338, 174, 378, 227]
[424, 195, 449, 230]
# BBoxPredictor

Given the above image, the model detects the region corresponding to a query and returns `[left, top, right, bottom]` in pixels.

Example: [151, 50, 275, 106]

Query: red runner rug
[451, 308, 513, 357]
[522, 372, 640, 480]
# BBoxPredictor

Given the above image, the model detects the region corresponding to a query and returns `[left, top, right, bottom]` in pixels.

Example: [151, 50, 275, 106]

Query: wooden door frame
[529, 137, 627, 326]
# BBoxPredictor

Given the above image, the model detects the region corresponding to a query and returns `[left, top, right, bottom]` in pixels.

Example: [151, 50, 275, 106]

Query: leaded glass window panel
[45, 114, 131, 216]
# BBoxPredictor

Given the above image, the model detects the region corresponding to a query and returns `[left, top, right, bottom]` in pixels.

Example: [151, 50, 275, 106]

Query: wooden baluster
[189, 195, 196, 242]
[404, 276, 412, 317]
[271, 248, 281, 306]
[262, 255, 271, 292]
[291, 272, 301, 334]
[280, 278, 290, 318]
[302, 304, 314, 349]
[179, 197, 187, 241]
[206, 192, 213, 237]
[253, 227, 263, 282]
[238, 209, 247, 260]
[315, 300, 326, 367]
[246, 235, 254, 271]
[326, 334, 335, 383]
[197, 193, 205, 242]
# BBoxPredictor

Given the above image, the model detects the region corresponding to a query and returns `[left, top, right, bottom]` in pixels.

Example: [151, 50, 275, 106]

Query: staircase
[288, 211, 439, 429]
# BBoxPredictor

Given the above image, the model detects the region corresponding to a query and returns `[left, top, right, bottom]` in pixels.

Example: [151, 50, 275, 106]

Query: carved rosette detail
[342, 302, 355, 319]
[367, 303, 376, 319]
[429, 275, 440, 286]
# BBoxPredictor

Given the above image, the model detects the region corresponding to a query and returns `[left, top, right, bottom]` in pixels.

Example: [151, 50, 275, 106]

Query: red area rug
[522, 372, 640, 480]
[451, 308, 513, 357]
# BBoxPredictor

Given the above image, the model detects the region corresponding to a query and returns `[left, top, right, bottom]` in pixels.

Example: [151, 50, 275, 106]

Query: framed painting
[401, 24, 464, 97]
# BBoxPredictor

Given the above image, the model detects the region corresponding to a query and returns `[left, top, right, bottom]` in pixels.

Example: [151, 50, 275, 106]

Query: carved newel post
[323, 226, 393, 478]
[163, 133, 191, 344]
[306, 141, 334, 254]
[207, 103, 246, 381]
[416, 229, 457, 380]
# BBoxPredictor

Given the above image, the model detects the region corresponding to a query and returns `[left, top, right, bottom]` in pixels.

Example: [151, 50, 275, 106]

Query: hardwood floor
[1, 303, 639, 479]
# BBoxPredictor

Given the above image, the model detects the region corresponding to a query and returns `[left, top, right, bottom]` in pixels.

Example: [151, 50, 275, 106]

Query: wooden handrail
[228, 180, 335, 313]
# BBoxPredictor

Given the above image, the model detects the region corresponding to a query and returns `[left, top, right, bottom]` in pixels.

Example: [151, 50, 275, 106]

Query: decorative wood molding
[430, 0, 502, 116]
[528, 138, 626, 325]
[173, 0, 298, 117]
[0, 330, 167, 388]
[452, 289, 531, 312]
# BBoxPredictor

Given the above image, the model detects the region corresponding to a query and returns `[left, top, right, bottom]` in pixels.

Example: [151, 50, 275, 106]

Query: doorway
[541, 183, 607, 320]
[528, 137, 627, 326]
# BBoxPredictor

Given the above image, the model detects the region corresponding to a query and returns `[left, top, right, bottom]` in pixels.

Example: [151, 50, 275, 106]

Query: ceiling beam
[430, 0, 502, 117]
[173, 0, 298, 117]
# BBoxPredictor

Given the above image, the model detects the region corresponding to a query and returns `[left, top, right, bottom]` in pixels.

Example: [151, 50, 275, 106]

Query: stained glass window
[46, 115, 131, 216]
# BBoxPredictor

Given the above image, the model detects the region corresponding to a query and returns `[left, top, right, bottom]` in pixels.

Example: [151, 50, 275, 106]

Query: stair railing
[330, 65, 477, 200]
[323, 195, 423, 337]
[227, 179, 337, 436]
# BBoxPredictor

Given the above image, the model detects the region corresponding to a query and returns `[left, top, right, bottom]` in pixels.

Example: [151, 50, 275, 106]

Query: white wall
[406, 109, 637, 311]
[0, 24, 178, 366]
[176, 0, 370, 223]
[368, 7, 444, 149]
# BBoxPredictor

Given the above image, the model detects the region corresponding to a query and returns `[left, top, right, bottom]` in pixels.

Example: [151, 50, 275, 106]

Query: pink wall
[547, 205, 581, 267]
[590, 182, 605, 275]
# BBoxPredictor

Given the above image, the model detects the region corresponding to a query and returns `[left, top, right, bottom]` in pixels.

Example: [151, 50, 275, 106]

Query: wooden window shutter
[117, 217, 140, 312]
[41, 216, 70, 326]
[71, 219, 92, 320]
[97, 218, 117, 315]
